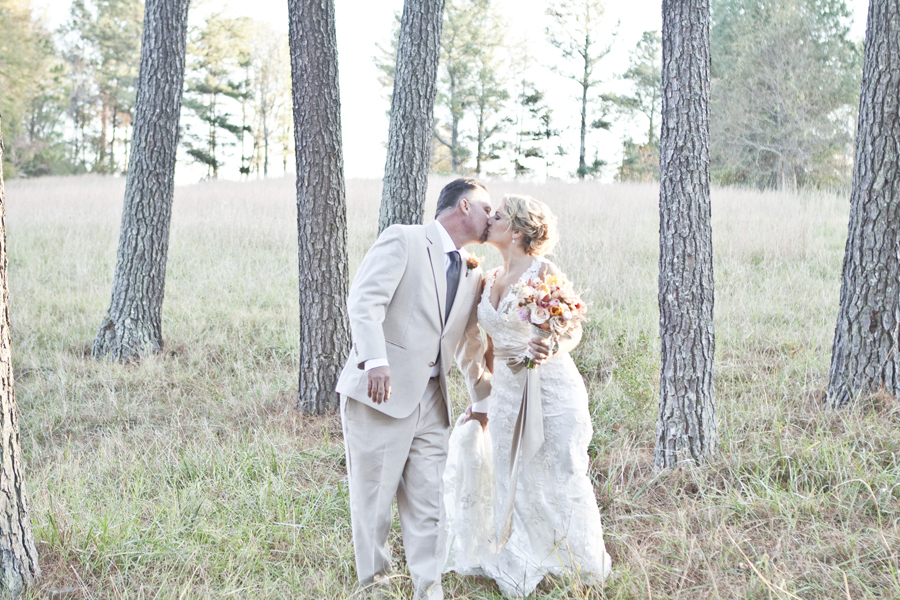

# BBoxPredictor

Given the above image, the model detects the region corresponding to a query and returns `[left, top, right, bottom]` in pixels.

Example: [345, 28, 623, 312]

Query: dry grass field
[5, 174, 899, 599]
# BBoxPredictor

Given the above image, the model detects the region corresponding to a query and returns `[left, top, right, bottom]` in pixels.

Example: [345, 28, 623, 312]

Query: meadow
[5, 174, 899, 599]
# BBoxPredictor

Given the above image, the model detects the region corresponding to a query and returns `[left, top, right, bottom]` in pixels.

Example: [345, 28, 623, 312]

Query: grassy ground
[5, 175, 899, 599]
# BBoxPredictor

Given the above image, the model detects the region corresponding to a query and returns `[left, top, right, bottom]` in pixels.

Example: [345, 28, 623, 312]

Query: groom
[336, 178, 494, 599]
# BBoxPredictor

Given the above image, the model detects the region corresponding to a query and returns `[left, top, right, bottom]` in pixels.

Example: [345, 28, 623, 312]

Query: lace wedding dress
[444, 257, 612, 598]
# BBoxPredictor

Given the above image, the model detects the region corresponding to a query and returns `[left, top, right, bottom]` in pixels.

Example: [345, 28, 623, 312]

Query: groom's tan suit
[336, 220, 490, 599]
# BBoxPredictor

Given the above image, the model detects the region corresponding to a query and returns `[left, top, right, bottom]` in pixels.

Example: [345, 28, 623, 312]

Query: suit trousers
[341, 378, 450, 600]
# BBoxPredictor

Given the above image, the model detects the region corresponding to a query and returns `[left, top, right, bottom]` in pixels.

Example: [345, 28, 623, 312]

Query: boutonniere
[465, 255, 481, 276]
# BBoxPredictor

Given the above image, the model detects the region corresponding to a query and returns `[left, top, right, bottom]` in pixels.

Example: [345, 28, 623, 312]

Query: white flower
[531, 306, 550, 324]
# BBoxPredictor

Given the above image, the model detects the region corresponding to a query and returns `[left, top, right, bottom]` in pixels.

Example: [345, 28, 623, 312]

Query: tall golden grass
[5, 174, 898, 599]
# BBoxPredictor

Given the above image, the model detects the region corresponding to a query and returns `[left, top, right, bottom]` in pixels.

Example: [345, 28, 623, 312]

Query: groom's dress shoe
[358, 572, 392, 600]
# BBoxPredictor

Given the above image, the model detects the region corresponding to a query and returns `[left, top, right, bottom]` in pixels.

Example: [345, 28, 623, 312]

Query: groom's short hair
[435, 178, 488, 218]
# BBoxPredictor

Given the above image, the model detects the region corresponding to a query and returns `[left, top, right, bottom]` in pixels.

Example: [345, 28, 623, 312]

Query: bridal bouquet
[509, 273, 587, 367]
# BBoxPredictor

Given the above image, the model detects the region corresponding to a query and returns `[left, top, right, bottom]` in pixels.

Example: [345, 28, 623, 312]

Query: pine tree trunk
[210, 93, 218, 179]
[110, 97, 118, 173]
[451, 108, 461, 174]
[98, 96, 109, 173]
[378, 0, 445, 234]
[288, 0, 351, 414]
[92, 0, 191, 362]
[0, 117, 41, 599]
[476, 101, 485, 175]
[578, 49, 589, 179]
[123, 124, 130, 168]
[827, 0, 900, 408]
[262, 99, 269, 177]
[80, 116, 87, 168]
[655, 0, 717, 469]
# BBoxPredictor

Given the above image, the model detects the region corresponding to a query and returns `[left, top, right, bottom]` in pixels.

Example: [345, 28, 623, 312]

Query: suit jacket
[336, 221, 491, 421]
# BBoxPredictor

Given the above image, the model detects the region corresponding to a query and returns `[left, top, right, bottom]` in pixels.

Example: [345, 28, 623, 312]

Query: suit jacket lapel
[425, 222, 447, 327]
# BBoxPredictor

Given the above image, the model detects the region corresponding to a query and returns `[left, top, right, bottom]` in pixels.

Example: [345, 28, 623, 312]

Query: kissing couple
[336, 179, 612, 599]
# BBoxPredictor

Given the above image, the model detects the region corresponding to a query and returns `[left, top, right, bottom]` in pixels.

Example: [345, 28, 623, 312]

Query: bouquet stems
[524, 325, 554, 369]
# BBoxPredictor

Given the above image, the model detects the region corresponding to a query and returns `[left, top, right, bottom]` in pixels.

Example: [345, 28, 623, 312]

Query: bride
[443, 194, 612, 598]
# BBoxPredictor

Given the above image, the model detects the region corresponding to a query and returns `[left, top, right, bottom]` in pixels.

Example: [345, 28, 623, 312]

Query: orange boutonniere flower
[466, 255, 481, 274]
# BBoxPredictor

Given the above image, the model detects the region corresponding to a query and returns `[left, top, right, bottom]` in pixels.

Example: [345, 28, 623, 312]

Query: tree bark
[450, 97, 461, 174]
[111, 96, 119, 174]
[92, 0, 191, 362]
[476, 101, 485, 175]
[827, 0, 900, 408]
[0, 117, 41, 598]
[378, 0, 445, 234]
[655, 0, 717, 469]
[288, 0, 351, 414]
[578, 38, 589, 179]
[98, 96, 109, 173]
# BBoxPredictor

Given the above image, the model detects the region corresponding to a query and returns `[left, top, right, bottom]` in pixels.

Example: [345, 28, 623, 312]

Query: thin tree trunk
[92, 0, 191, 362]
[448, 65, 461, 174]
[241, 72, 249, 179]
[262, 97, 269, 177]
[210, 93, 218, 179]
[72, 111, 80, 167]
[123, 122, 131, 169]
[80, 112, 87, 168]
[578, 42, 589, 179]
[110, 95, 118, 173]
[476, 100, 485, 175]
[655, 0, 717, 469]
[515, 79, 525, 161]
[451, 103, 461, 174]
[827, 0, 900, 408]
[378, 0, 445, 234]
[288, 0, 351, 414]
[98, 96, 109, 172]
[0, 116, 41, 599]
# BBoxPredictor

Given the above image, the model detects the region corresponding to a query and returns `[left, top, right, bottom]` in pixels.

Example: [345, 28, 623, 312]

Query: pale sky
[33, 0, 868, 182]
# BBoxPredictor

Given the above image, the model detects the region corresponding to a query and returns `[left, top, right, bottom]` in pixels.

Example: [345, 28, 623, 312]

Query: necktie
[445, 251, 461, 321]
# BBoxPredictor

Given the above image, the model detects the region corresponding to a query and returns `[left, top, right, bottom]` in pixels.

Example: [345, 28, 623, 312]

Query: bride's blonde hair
[500, 194, 558, 256]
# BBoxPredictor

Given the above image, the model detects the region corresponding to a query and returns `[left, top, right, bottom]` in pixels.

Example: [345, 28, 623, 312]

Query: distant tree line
[709, 0, 861, 190]
[375, 0, 860, 187]
[0, 0, 292, 180]
[0, 0, 863, 187]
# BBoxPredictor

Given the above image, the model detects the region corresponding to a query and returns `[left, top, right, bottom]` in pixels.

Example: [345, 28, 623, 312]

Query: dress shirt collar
[433, 220, 468, 257]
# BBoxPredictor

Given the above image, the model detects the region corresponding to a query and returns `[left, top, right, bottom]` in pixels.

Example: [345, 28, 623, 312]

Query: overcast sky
[33, 0, 869, 182]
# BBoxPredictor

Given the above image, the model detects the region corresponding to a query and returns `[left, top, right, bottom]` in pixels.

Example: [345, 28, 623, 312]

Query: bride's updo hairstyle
[500, 194, 558, 256]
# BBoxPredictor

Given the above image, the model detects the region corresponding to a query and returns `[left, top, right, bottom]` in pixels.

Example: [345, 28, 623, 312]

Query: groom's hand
[367, 366, 392, 404]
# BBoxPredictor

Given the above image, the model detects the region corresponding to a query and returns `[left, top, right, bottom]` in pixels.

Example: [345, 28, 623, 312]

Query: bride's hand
[465, 405, 489, 430]
[527, 336, 553, 365]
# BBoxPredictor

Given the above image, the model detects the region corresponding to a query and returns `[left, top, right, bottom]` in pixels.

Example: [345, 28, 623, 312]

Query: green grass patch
[5, 175, 898, 599]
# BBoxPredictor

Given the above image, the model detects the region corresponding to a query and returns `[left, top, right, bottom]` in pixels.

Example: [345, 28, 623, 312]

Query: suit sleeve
[455, 274, 492, 405]
[347, 225, 409, 369]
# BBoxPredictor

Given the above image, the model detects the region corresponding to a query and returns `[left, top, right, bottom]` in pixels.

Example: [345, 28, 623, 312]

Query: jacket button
[428, 361, 435, 367]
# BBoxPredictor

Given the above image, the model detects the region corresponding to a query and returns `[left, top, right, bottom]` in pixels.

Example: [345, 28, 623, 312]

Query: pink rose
[549, 315, 567, 333]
